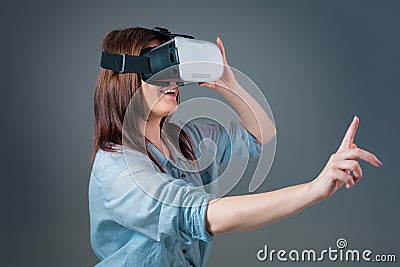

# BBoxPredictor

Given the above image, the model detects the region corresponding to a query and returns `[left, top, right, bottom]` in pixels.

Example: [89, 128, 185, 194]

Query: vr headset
[100, 27, 224, 86]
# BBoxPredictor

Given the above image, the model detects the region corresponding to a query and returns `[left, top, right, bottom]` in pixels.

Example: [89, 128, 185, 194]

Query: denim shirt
[88, 121, 261, 267]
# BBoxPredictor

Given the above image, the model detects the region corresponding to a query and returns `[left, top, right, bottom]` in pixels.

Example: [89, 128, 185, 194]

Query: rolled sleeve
[93, 149, 214, 244]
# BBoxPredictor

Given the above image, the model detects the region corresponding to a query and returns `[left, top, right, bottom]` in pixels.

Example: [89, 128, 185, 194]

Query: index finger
[338, 115, 359, 152]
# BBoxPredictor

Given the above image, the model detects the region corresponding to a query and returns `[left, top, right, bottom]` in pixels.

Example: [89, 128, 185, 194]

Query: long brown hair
[92, 27, 196, 171]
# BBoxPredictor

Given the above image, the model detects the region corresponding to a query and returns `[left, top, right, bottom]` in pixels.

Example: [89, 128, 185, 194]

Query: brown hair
[92, 27, 196, 170]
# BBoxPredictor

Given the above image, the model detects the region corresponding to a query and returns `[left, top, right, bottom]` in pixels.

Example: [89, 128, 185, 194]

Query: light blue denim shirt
[88, 121, 261, 267]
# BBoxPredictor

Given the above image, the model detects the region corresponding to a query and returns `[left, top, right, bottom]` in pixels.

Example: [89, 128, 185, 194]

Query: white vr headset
[100, 27, 224, 86]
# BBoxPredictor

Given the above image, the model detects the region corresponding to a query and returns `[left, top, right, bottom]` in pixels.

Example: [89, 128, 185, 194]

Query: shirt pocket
[199, 169, 212, 185]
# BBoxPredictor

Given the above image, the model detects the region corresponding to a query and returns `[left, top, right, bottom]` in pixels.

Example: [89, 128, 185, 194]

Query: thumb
[198, 81, 217, 90]
[216, 37, 227, 63]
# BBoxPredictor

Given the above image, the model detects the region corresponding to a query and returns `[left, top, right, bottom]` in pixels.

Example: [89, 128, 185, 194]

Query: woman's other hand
[198, 37, 239, 92]
[310, 115, 383, 199]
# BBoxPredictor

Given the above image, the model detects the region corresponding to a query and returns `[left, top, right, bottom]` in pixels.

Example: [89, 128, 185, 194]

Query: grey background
[1, 0, 399, 266]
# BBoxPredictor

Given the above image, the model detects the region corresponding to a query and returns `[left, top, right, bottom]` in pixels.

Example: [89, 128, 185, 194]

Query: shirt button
[182, 249, 187, 254]
[180, 173, 186, 179]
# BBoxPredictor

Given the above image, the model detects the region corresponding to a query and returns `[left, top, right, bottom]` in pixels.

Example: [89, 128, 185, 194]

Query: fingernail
[353, 115, 358, 121]
[377, 160, 383, 167]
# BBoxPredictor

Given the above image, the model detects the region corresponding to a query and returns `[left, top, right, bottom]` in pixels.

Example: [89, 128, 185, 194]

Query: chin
[152, 104, 178, 118]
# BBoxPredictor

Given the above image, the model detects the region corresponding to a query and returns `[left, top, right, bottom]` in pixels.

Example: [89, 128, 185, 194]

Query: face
[140, 39, 180, 121]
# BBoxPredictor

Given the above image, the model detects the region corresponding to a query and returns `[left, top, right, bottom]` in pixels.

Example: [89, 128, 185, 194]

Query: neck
[145, 115, 172, 160]
[145, 115, 163, 145]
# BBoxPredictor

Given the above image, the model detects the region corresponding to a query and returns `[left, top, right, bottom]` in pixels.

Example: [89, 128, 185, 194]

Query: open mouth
[160, 87, 178, 95]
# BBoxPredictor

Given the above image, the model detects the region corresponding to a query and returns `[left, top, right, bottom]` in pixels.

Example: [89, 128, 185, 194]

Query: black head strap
[100, 27, 193, 74]
[152, 27, 194, 39]
[100, 51, 151, 74]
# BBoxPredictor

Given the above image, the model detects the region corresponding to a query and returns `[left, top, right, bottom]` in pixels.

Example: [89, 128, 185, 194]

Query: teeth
[161, 88, 177, 94]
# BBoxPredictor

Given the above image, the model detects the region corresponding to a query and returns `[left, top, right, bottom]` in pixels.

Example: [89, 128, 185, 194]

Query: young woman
[88, 27, 382, 267]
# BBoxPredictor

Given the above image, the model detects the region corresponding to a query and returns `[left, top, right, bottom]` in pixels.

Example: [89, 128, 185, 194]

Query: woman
[88, 27, 382, 267]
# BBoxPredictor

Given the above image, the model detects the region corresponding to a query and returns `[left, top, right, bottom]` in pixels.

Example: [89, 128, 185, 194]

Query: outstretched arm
[206, 116, 382, 234]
